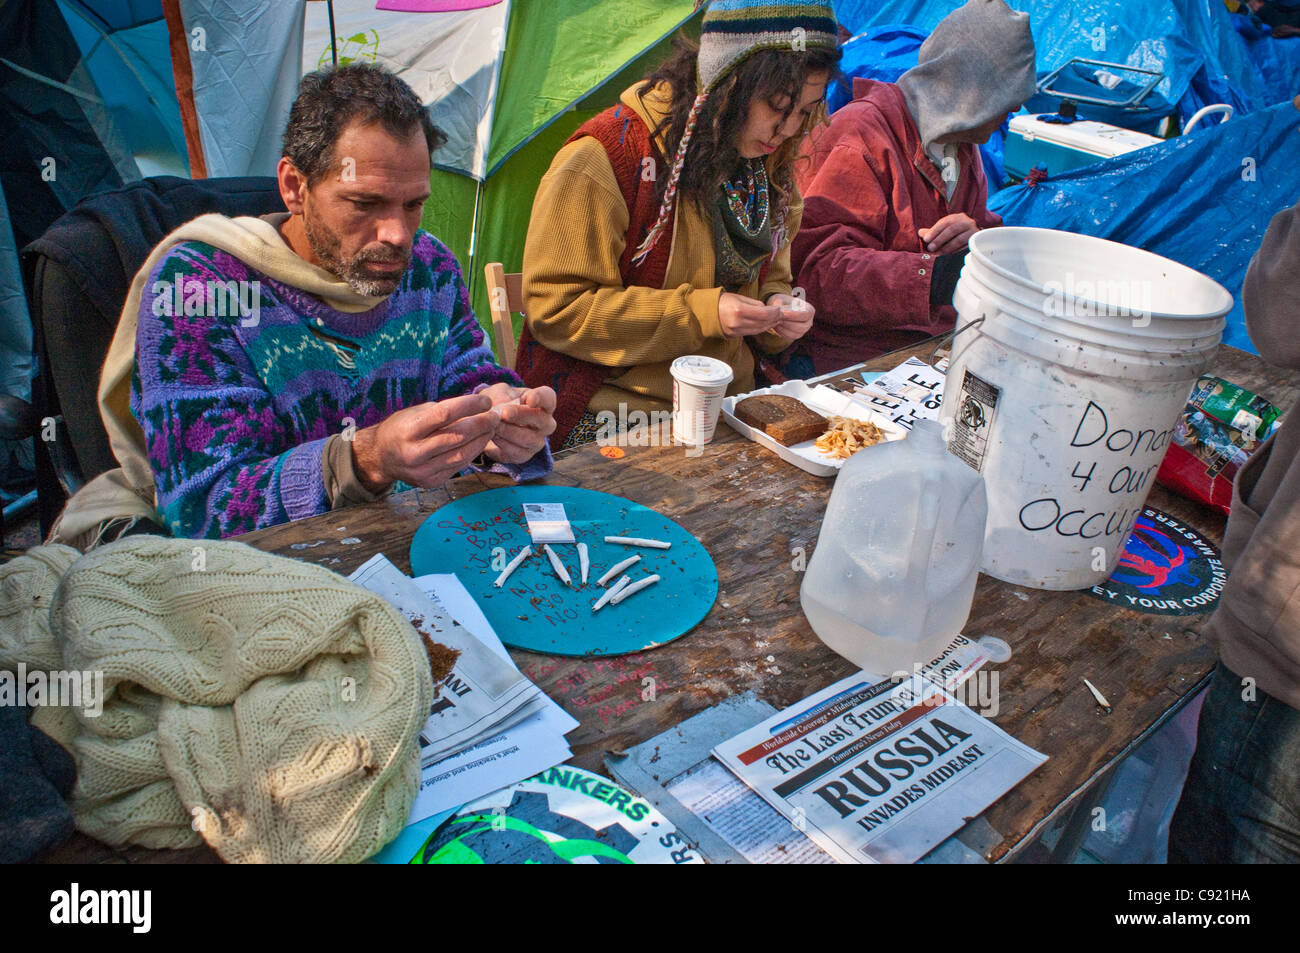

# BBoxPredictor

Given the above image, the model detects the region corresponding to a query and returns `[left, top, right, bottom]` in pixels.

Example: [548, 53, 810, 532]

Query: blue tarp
[832, 0, 1300, 124]
[1233, 15, 1300, 115]
[827, 23, 1009, 190]
[988, 99, 1300, 356]
[827, 24, 928, 113]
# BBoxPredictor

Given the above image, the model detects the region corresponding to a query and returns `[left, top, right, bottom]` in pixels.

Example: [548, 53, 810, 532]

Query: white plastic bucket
[940, 227, 1232, 590]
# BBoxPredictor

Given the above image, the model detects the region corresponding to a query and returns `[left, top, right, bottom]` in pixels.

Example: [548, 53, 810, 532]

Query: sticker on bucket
[949, 370, 1001, 473]
[1085, 506, 1224, 616]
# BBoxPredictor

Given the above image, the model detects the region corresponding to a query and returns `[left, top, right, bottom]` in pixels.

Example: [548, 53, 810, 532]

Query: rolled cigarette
[493, 545, 532, 587]
[592, 574, 632, 612]
[543, 544, 572, 587]
[577, 542, 589, 584]
[609, 574, 661, 605]
[603, 536, 671, 549]
[596, 554, 641, 587]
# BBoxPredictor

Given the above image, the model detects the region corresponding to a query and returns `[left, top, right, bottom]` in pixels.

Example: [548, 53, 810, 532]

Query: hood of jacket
[896, 0, 1037, 152]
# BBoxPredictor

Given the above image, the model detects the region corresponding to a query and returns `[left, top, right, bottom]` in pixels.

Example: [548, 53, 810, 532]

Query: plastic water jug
[799, 419, 988, 676]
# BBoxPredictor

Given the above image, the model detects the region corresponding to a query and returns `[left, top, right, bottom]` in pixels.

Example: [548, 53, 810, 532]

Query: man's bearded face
[296, 120, 431, 296]
[303, 208, 410, 297]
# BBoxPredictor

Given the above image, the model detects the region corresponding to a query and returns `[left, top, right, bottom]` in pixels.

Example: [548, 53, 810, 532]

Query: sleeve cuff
[474, 442, 555, 483]
[322, 433, 393, 509]
[687, 286, 725, 340]
[281, 438, 330, 521]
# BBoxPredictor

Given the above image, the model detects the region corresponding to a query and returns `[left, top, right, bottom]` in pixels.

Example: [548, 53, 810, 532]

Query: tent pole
[467, 178, 484, 301]
[328, 1, 338, 67]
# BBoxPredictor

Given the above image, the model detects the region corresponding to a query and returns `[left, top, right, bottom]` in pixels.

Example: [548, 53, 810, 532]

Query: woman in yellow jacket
[519, 0, 841, 449]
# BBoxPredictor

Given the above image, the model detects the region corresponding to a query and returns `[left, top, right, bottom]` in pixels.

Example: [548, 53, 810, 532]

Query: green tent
[101, 0, 704, 357]
[418, 1, 703, 346]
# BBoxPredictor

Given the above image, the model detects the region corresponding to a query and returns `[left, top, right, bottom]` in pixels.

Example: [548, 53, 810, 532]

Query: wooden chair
[483, 262, 524, 370]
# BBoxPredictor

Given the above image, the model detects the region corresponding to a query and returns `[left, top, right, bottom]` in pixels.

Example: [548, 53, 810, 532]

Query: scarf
[711, 158, 774, 292]
[49, 212, 387, 551]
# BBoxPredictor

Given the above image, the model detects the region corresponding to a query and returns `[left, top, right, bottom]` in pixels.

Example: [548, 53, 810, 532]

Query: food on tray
[734, 395, 828, 446]
[815, 415, 886, 459]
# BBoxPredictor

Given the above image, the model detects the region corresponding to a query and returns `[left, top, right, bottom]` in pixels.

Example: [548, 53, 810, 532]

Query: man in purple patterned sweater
[132, 64, 556, 539]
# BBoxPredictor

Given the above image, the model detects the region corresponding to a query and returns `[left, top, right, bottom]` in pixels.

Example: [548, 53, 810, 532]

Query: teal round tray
[409, 486, 718, 656]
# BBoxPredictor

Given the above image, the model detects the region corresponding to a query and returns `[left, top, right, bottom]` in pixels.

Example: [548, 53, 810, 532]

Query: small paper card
[522, 502, 575, 544]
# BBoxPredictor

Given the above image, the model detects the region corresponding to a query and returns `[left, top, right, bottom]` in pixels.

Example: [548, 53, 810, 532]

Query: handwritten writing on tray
[409, 486, 719, 658]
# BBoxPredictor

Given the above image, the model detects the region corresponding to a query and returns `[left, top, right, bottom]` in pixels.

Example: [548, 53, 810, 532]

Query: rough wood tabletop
[43, 343, 1295, 864]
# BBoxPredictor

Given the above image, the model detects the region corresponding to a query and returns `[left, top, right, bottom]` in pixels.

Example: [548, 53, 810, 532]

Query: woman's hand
[765, 293, 816, 341]
[718, 292, 783, 338]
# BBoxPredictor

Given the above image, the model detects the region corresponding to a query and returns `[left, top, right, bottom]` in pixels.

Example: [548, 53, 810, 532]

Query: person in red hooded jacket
[784, 0, 1037, 377]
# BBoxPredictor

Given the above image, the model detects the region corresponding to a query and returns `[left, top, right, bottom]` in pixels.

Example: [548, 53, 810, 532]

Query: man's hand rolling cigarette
[477, 382, 558, 464]
[352, 390, 542, 491]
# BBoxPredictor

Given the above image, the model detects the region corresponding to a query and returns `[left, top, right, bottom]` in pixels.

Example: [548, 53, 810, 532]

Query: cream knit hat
[0, 536, 433, 863]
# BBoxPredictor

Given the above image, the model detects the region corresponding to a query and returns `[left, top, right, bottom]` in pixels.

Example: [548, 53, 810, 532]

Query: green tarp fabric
[425, 0, 700, 344]
[488, 1, 698, 174]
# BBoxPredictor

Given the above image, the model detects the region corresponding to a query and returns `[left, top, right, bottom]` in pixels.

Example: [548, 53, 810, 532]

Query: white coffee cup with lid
[670, 355, 734, 446]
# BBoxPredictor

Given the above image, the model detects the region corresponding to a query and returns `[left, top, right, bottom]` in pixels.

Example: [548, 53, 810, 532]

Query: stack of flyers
[845, 356, 945, 432]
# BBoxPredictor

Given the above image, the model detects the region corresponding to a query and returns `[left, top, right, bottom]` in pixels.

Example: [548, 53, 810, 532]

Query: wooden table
[44, 341, 1300, 864]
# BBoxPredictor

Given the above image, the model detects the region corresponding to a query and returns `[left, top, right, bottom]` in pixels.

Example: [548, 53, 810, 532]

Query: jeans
[1258, 3, 1300, 29]
[777, 350, 816, 381]
[1168, 661, 1300, 863]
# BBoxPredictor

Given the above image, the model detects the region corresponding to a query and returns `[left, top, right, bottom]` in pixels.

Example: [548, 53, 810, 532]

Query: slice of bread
[735, 395, 828, 446]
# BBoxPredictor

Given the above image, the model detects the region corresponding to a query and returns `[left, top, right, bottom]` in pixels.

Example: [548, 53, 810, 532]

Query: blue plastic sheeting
[827, 24, 1009, 190]
[987, 100, 1300, 356]
[980, 125, 1007, 193]
[1171, 1, 1295, 120]
[831, 1, 1300, 122]
[1233, 17, 1300, 116]
[827, 24, 927, 112]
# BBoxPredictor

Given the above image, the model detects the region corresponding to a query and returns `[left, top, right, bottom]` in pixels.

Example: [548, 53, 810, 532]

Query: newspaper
[349, 554, 546, 766]
[845, 356, 945, 432]
[713, 671, 1047, 864]
[650, 634, 993, 864]
[664, 758, 835, 864]
[405, 573, 578, 821]
[409, 707, 576, 821]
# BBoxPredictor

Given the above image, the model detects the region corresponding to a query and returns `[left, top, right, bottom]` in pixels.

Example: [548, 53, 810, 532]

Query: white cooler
[1003, 113, 1163, 180]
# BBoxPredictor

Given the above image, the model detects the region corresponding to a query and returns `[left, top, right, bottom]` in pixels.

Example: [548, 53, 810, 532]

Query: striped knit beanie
[632, 0, 839, 264]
